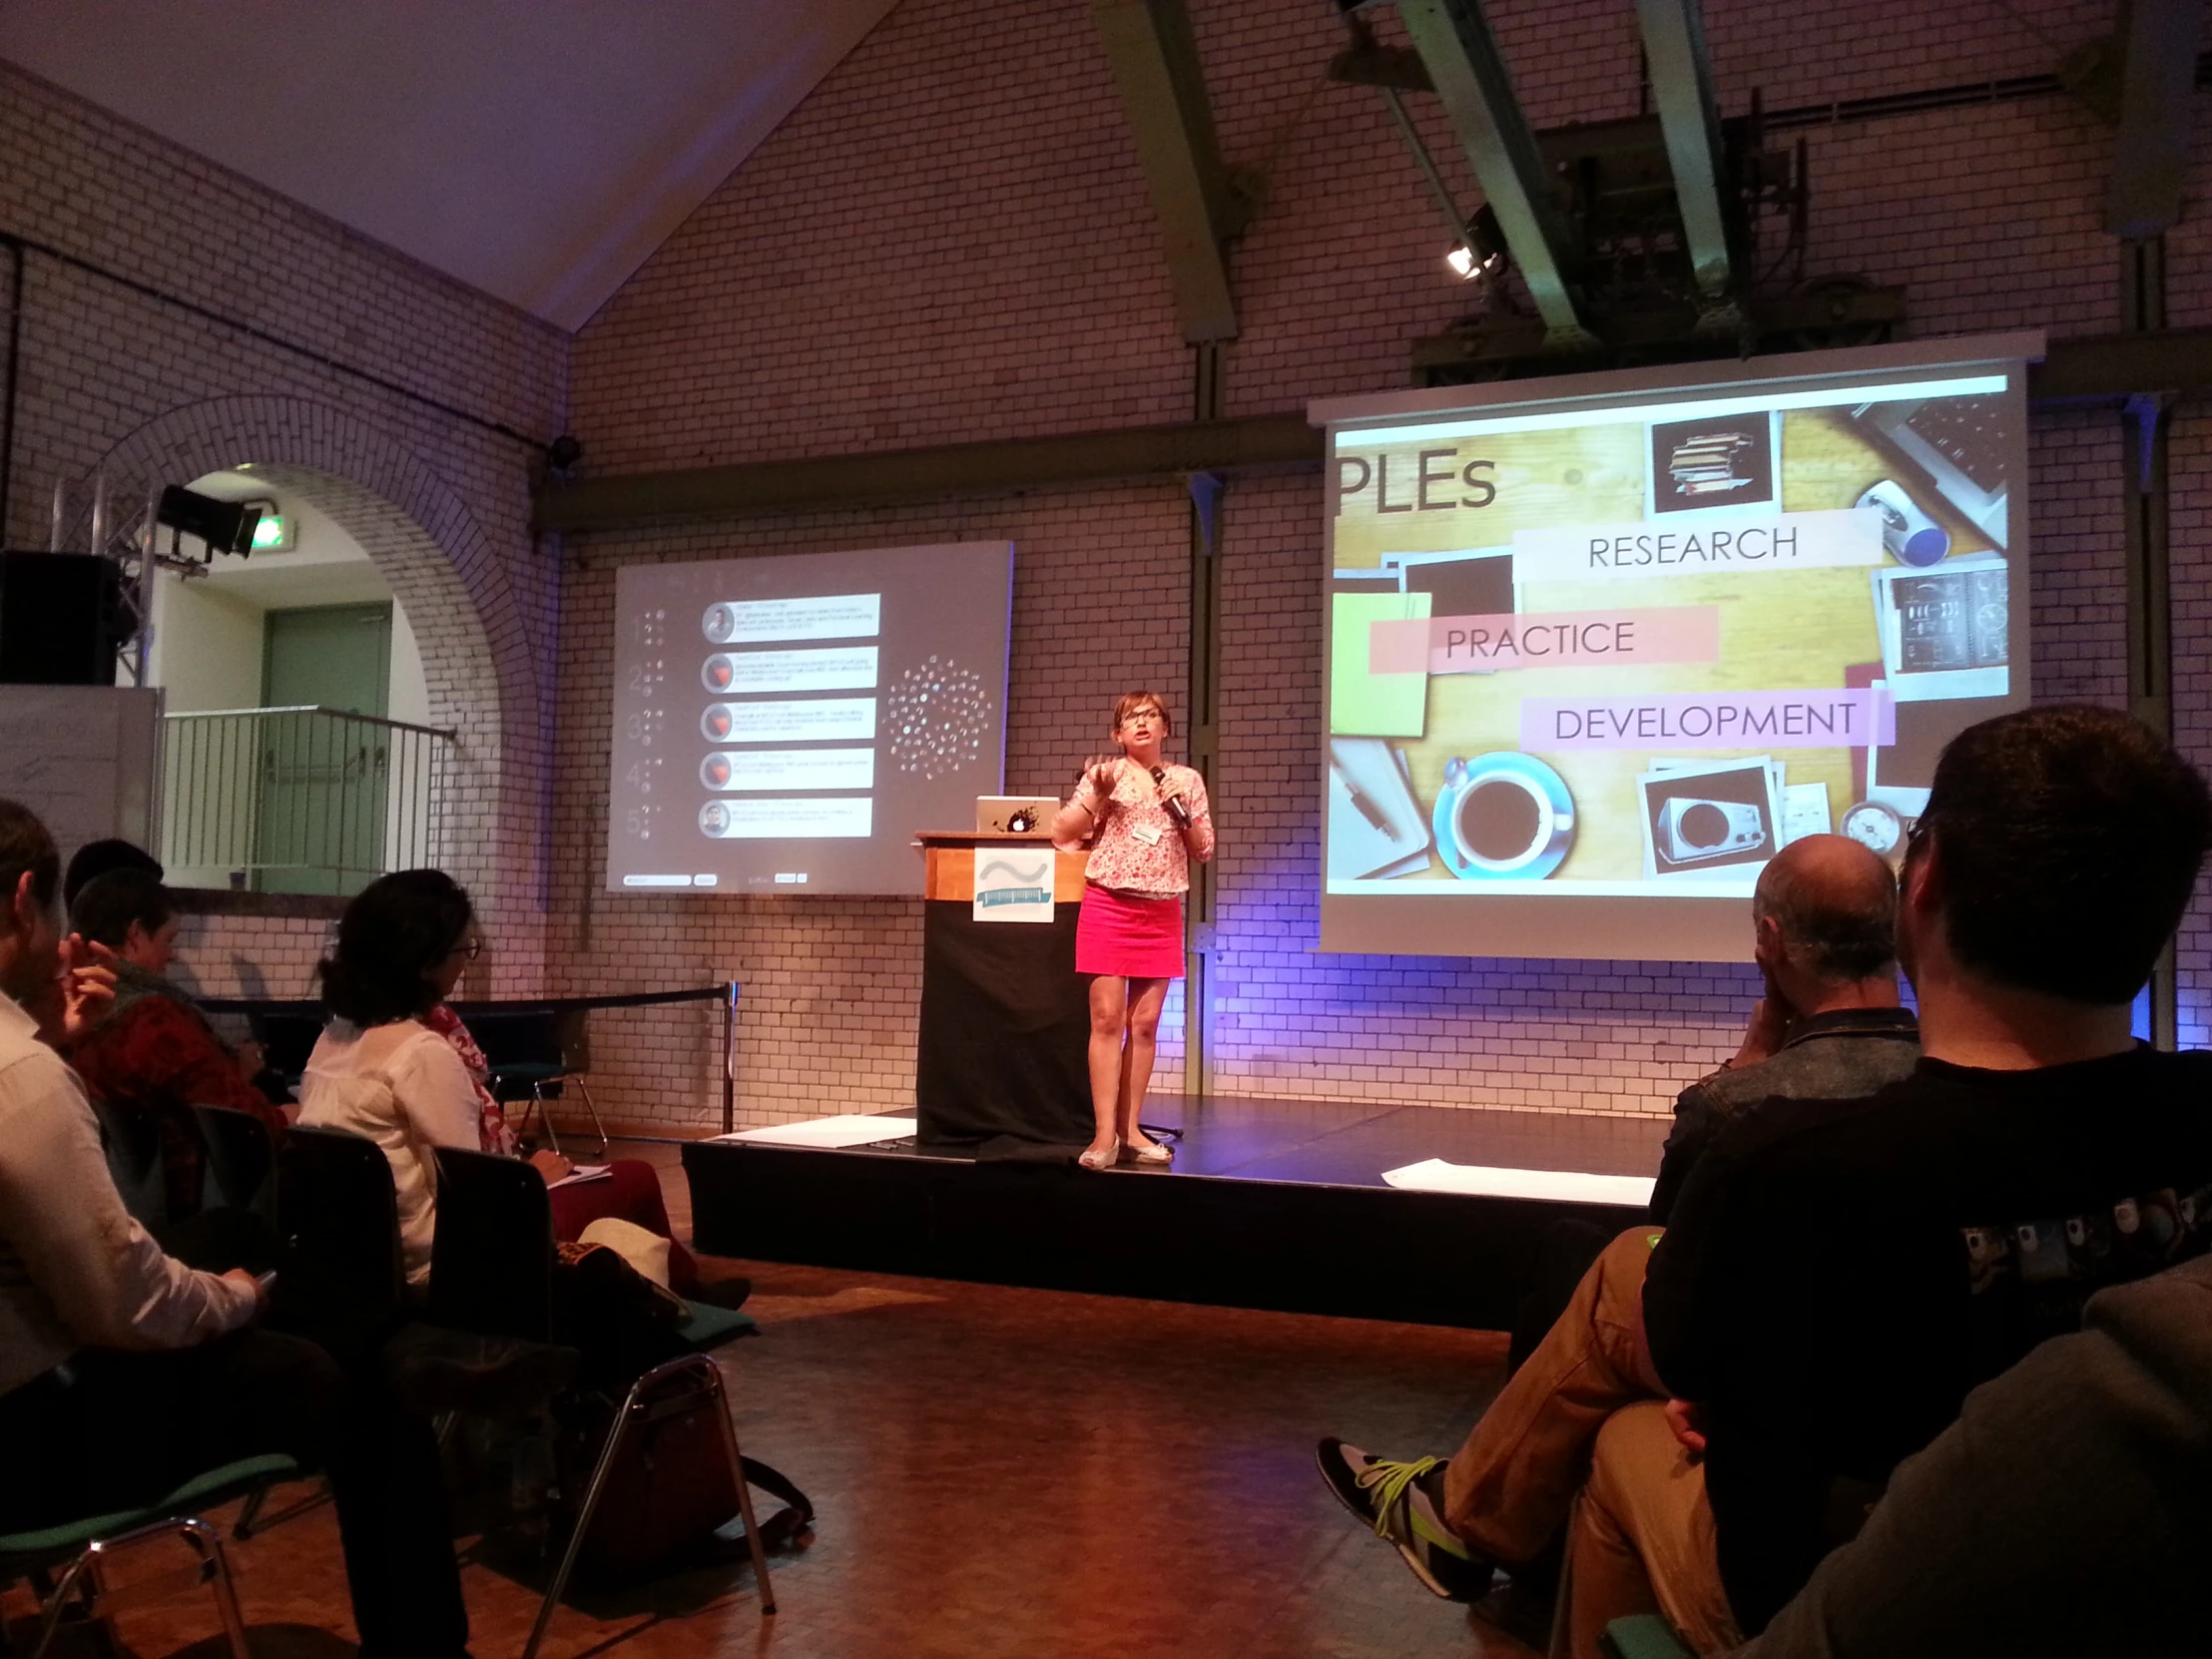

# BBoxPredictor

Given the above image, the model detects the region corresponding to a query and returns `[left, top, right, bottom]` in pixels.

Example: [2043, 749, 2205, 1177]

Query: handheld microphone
[1151, 766, 1192, 828]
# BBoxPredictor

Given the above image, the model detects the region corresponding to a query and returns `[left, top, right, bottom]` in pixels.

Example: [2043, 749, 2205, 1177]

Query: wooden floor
[7, 1141, 1540, 1659]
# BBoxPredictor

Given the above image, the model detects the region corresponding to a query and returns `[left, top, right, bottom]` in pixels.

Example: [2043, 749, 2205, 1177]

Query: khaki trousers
[1438, 1226, 1740, 1659]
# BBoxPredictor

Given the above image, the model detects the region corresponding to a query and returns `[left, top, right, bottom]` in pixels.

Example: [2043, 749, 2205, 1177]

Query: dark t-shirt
[1644, 1046, 2212, 1633]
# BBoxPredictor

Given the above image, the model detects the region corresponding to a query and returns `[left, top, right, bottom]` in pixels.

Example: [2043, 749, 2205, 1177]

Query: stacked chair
[465, 1006, 611, 1159]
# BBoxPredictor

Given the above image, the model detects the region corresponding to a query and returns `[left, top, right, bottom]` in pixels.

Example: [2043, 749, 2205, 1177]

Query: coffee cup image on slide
[1430, 753, 1575, 880]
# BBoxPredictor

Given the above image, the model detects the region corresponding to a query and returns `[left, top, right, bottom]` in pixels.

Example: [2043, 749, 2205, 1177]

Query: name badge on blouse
[1131, 823, 1164, 846]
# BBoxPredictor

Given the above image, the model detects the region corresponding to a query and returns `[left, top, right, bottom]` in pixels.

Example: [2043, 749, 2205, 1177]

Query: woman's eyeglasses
[448, 936, 482, 961]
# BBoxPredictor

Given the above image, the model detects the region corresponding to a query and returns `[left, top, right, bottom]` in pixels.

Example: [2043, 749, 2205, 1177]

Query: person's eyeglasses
[448, 935, 482, 961]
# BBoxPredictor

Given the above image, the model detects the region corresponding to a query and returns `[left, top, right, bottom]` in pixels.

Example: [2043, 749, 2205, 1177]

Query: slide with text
[1326, 369, 2021, 898]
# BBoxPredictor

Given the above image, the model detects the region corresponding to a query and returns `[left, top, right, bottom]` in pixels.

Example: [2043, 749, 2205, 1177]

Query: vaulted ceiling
[0, 0, 899, 329]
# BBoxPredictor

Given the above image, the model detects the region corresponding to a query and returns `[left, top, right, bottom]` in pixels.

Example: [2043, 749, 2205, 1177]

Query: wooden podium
[913, 832, 1094, 1150]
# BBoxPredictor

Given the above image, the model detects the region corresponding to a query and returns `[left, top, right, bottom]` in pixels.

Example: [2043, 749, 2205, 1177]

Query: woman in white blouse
[296, 871, 497, 1288]
[297, 869, 696, 1295]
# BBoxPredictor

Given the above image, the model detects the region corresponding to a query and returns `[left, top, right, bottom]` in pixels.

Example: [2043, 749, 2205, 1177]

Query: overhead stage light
[1447, 203, 1506, 280]
[156, 486, 263, 561]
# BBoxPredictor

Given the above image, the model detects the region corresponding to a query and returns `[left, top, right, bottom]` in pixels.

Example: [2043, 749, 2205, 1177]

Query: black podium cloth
[915, 898, 1093, 1151]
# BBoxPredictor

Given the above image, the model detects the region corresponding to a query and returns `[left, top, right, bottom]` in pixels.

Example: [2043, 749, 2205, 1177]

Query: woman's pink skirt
[1075, 882, 1185, 979]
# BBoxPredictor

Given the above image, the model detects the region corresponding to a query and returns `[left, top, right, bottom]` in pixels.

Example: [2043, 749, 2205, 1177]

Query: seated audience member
[1734, 1253, 2212, 1658]
[297, 869, 699, 1294]
[1620, 705, 2212, 1651]
[62, 834, 162, 912]
[1646, 836, 1916, 1221]
[64, 868, 289, 1222]
[0, 800, 473, 1659]
[1320, 833, 1919, 1609]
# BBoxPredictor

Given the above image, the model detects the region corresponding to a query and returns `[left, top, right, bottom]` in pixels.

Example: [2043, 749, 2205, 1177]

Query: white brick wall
[559, 0, 2199, 1131]
[0, 63, 565, 997]
[8, 3, 2203, 1134]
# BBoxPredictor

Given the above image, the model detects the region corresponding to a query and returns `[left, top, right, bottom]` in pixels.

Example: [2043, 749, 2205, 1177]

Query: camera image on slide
[1636, 757, 1783, 878]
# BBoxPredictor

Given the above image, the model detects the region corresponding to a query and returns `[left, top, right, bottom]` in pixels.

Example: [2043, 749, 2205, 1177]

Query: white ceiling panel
[0, 0, 898, 329]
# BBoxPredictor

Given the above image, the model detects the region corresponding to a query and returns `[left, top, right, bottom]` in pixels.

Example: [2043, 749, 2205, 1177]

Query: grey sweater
[1736, 1253, 2212, 1657]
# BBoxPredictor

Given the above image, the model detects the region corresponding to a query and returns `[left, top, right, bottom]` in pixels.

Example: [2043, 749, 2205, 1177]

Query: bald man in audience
[1316, 833, 1920, 1606]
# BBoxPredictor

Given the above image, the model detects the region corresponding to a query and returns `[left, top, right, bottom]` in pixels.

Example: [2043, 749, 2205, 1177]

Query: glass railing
[160, 706, 453, 895]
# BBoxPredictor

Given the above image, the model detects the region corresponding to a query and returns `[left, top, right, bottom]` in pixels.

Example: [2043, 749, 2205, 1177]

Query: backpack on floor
[557, 1382, 814, 1578]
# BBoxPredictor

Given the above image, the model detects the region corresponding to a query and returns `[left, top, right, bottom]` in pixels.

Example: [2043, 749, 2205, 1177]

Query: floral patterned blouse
[1072, 758, 1214, 898]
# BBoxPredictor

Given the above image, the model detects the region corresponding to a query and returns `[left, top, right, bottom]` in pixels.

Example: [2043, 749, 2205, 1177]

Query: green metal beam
[1633, 0, 1735, 301]
[536, 328, 2212, 534]
[1091, 0, 1241, 343]
[533, 414, 1318, 532]
[1395, 0, 1592, 345]
[2107, 0, 2202, 239]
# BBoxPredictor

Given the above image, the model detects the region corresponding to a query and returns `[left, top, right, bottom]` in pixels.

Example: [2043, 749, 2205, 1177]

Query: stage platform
[683, 1096, 1669, 1328]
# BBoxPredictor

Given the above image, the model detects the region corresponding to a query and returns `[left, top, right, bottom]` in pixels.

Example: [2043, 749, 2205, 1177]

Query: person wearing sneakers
[1052, 691, 1214, 1171]
[1313, 830, 1919, 1616]
[1320, 707, 2212, 1658]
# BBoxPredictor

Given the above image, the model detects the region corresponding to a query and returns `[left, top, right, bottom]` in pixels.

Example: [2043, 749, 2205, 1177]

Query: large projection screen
[607, 541, 1011, 895]
[1313, 335, 2039, 962]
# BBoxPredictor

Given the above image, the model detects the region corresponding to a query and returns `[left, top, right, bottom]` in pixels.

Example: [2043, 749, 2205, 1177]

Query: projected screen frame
[606, 540, 1013, 897]
[1310, 333, 2041, 963]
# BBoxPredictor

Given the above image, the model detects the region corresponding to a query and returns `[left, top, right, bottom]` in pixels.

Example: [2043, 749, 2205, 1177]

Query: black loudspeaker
[0, 552, 123, 685]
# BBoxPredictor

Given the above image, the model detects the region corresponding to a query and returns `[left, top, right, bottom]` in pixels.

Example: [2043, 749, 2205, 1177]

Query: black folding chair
[466, 1008, 609, 1159]
[191, 1106, 278, 1224]
[425, 1142, 557, 1344]
[241, 1124, 412, 1541]
[88, 1095, 169, 1232]
[277, 1125, 406, 1329]
[427, 1147, 776, 1658]
[253, 1012, 324, 1092]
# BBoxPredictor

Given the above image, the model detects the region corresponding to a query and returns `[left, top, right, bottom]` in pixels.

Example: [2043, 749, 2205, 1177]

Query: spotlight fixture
[1447, 203, 1507, 280]
[156, 486, 263, 562]
[545, 434, 584, 475]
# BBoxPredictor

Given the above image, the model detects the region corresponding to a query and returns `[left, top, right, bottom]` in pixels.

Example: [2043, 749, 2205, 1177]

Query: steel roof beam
[2107, 0, 2203, 239]
[1091, 0, 1241, 343]
[1395, 0, 1593, 346]
[1633, 0, 1735, 302]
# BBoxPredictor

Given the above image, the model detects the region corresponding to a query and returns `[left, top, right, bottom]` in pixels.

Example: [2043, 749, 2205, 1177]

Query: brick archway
[91, 397, 538, 970]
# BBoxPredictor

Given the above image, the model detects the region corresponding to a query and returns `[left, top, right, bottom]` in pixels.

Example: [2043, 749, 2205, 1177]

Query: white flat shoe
[1077, 1138, 1120, 1170]
[1121, 1139, 1173, 1165]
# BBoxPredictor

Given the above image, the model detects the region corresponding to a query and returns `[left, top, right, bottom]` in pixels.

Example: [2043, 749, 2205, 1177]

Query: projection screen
[1312, 334, 2039, 962]
[607, 540, 1012, 895]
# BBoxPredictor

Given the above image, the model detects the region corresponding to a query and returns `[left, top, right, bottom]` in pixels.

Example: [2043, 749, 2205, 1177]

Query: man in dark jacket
[1600, 705, 2212, 1653]
[1316, 833, 1918, 1621]
[1648, 835, 1919, 1223]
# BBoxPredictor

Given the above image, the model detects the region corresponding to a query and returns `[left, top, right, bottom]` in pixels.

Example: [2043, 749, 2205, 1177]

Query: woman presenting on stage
[1053, 691, 1214, 1170]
